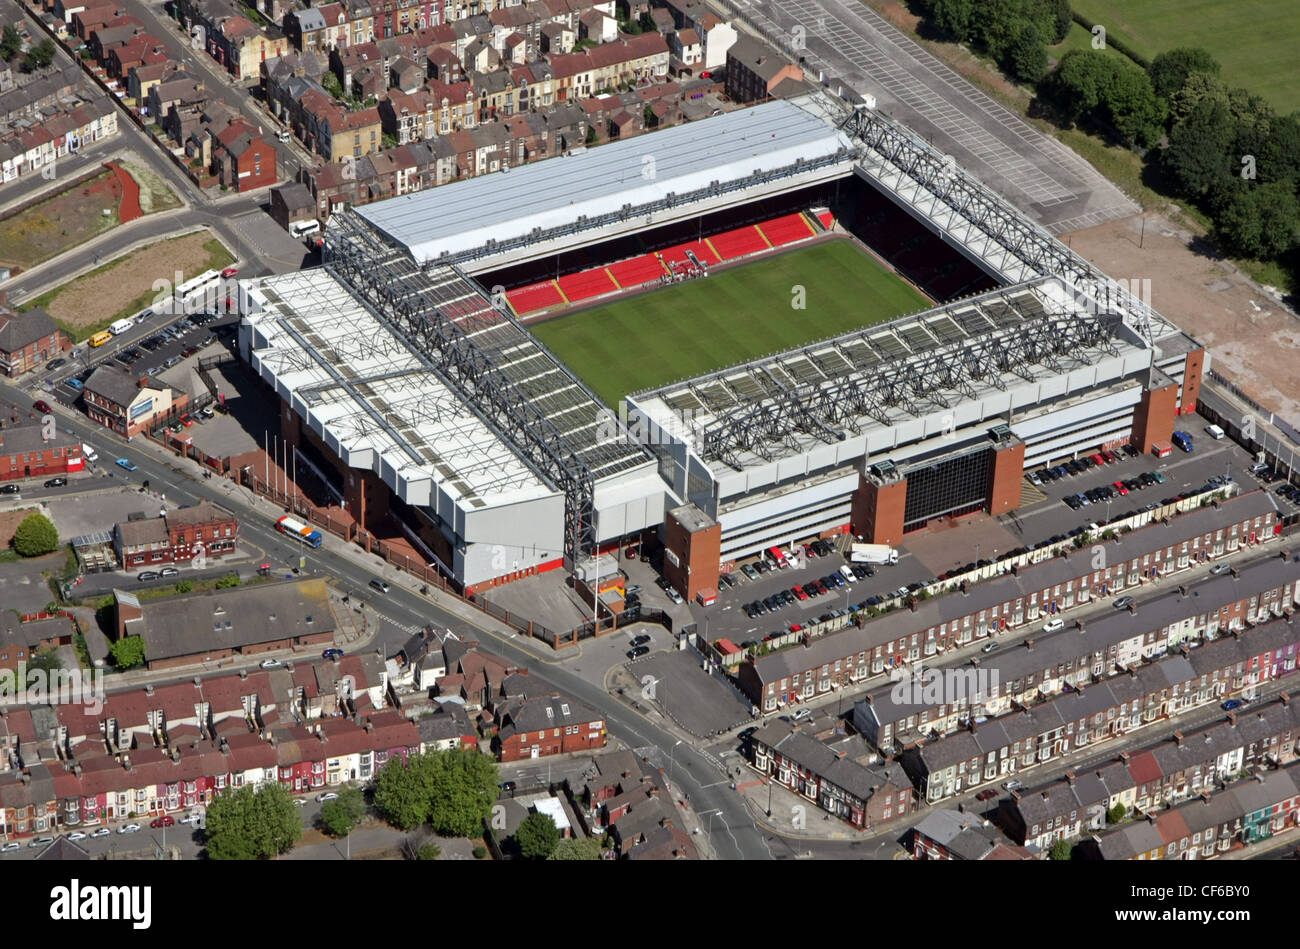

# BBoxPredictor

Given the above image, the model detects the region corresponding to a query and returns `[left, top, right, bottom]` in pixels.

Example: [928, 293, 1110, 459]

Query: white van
[109, 318, 134, 335]
[1205, 424, 1226, 440]
[289, 219, 321, 239]
[81, 443, 98, 464]
[838, 564, 855, 582]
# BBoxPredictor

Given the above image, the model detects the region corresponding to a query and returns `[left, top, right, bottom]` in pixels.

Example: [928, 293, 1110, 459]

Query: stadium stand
[759, 212, 816, 247]
[659, 239, 720, 268]
[557, 267, 619, 303]
[608, 254, 668, 288]
[708, 224, 770, 261]
[508, 280, 566, 315]
[816, 209, 834, 229]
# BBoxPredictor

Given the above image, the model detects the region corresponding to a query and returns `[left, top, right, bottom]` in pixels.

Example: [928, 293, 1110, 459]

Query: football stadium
[238, 92, 1207, 597]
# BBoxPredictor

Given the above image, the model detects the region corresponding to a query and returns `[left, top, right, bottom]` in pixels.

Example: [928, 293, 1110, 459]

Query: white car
[259, 658, 284, 669]
[66, 831, 87, 841]
[28, 836, 54, 848]
[178, 814, 203, 825]
[117, 823, 141, 835]
[791, 708, 813, 722]
[0, 842, 19, 852]
[294, 798, 309, 807]
[316, 792, 339, 803]
[90, 828, 111, 838]
[1042, 618, 1064, 633]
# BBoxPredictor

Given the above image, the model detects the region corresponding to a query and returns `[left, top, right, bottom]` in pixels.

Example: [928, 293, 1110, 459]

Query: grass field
[530, 240, 931, 406]
[1071, 0, 1298, 114]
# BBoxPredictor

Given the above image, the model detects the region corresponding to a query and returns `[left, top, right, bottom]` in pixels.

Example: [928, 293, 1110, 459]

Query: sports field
[530, 239, 931, 406]
[1071, 0, 1297, 114]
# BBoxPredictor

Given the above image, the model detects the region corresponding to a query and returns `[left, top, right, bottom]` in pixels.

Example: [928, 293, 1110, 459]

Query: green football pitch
[529, 240, 931, 407]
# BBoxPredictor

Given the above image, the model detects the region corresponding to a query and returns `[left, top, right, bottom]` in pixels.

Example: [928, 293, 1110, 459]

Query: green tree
[13, 512, 59, 557]
[1259, 114, 1300, 187]
[417, 842, 441, 859]
[1039, 0, 1071, 44]
[1107, 802, 1128, 823]
[427, 748, 499, 838]
[1215, 181, 1300, 259]
[1169, 71, 1229, 126]
[0, 24, 21, 60]
[1102, 63, 1165, 146]
[1165, 98, 1235, 197]
[110, 635, 146, 670]
[322, 70, 344, 99]
[1050, 838, 1073, 860]
[22, 40, 55, 72]
[1006, 22, 1047, 83]
[1147, 47, 1220, 102]
[551, 836, 603, 860]
[931, 0, 975, 42]
[175, 579, 194, 594]
[215, 572, 241, 589]
[514, 812, 559, 860]
[585, 125, 598, 144]
[206, 783, 302, 860]
[374, 754, 433, 830]
[319, 786, 366, 837]
[1047, 50, 1111, 123]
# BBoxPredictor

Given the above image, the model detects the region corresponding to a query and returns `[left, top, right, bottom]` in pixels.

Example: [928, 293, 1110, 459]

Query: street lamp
[668, 739, 683, 782]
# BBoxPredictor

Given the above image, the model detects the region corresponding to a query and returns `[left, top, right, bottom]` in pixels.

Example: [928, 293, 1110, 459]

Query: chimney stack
[145, 684, 155, 696]
[1065, 770, 1076, 786]
[1024, 638, 1034, 651]
[1173, 731, 1184, 747]
[1231, 566, 1239, 579]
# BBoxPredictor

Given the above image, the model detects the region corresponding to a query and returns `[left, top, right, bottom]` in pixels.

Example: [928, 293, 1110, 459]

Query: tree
[1148, 47, 1220, 102]
[1215, 181, 1300, 259]
[551, 836, 603, 860]
[1259, 114, 1300, 187]
[322, 70, 344, 100]
[215, 572, 240, 589]
[1107, 802, 1128, 823]
[110, 635, 146, 670]
[1050, 838, 1073, 860]
[1040, 0, 1071, 44]
[13, 512, 59, 557]
[585, 124, 598, 144]
[21, 39, 55, 72]
[1102, 64, 1165, 147]
[374, 754, 434, 830]
[931, 0, 976, 43]
[1046, 50, 1111, 123]
[1169, 71, 1229, 126]
[1164, 97, 1235, 197]
[417, 842, 441, 859]
[206, 783, 302, 860]
[1006, 22, 1047, 84]
[426, 748, 499, 838]
[515, 812, 559, 860]
[319, 786, 366, 837]
[175, 579, 194, 594]
[0, 24, 21, 60]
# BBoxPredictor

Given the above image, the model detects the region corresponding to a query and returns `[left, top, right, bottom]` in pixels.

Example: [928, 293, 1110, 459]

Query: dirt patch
[31, 232, 233, 339]
[0, 170, 120, 271]
[119, 159, 182, 215]
[1066, 212, 1300, 423]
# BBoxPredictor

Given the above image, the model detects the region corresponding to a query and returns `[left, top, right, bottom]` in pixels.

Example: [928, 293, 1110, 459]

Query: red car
[180, 414, 194, 427]
[792, 585, 807, 600]
[149, 815, 175, 828]
[33, 399, 51, 414]
[221, 266, 239, 278]
[1091, 453, 1105, 467]
[975, 788, 998, 801]
[1113, 480, 1128, 495]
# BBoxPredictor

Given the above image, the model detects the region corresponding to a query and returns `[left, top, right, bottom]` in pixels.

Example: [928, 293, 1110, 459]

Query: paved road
[718, 0, 1139, 234]
[0, 376, 778, 861]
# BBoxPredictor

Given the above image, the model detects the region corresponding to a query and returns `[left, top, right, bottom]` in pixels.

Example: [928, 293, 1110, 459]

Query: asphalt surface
[0, 376, 780, 861]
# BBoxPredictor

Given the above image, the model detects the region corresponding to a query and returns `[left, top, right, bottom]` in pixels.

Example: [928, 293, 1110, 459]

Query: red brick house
[212, 119, 277, 192]
[0, 301, 71, 378]
[0, 614, 77, 673]
[113, 500, 239, 568]
[493, 694, 606, 762]
[83, 365, 184, 438]
[0, 417, 84, 481]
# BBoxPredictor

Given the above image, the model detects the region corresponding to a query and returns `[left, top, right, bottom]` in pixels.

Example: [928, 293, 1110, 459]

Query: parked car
[199, 406, 215, 420]
[46, 357, 67, 370]
[1210, 563, 1231, 575]
[221, 266, 240, 278]
[981, 640, 1000, 653]
[1042, 618, 1065, 633]
[150, 816, 175, 828]
[792, 708, 813, 722]
[90, 827, 110, 838]
[180, 414, 194, 427]
[159, 567, 179, 578]
[1001, 780, 1022, 791]
[117, 823, 141, 835]
[178, 814, 203, 825]
[627, 646, 650, 659]
[368, 578, 389, 594]
[32, 399, 52, 414]
[1221, 699, 1245, 711]
[316, 792, 339, 803]
[0, 842, 19, 852]
[66, 831, 87, 841]
[322, 648, 344, 660]
[1113, 480, 1128, 496]
[28, 835, 55, 848]
[136, 571, 159, 582]
[975, 788, 998, 801]
[1113, 596, 1134, 610]
[259, 658, 284, 669]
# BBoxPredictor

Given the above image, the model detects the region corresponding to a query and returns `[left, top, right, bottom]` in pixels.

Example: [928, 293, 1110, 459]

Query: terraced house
[738, 491, 1281, 713]
[902, 614, 1300, 803]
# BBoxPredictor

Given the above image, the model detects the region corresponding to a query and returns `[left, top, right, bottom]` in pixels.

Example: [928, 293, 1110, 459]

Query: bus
[108, 318, 134, 335]
[88, 330, 112, 347]
[275, 515, 323, 548]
